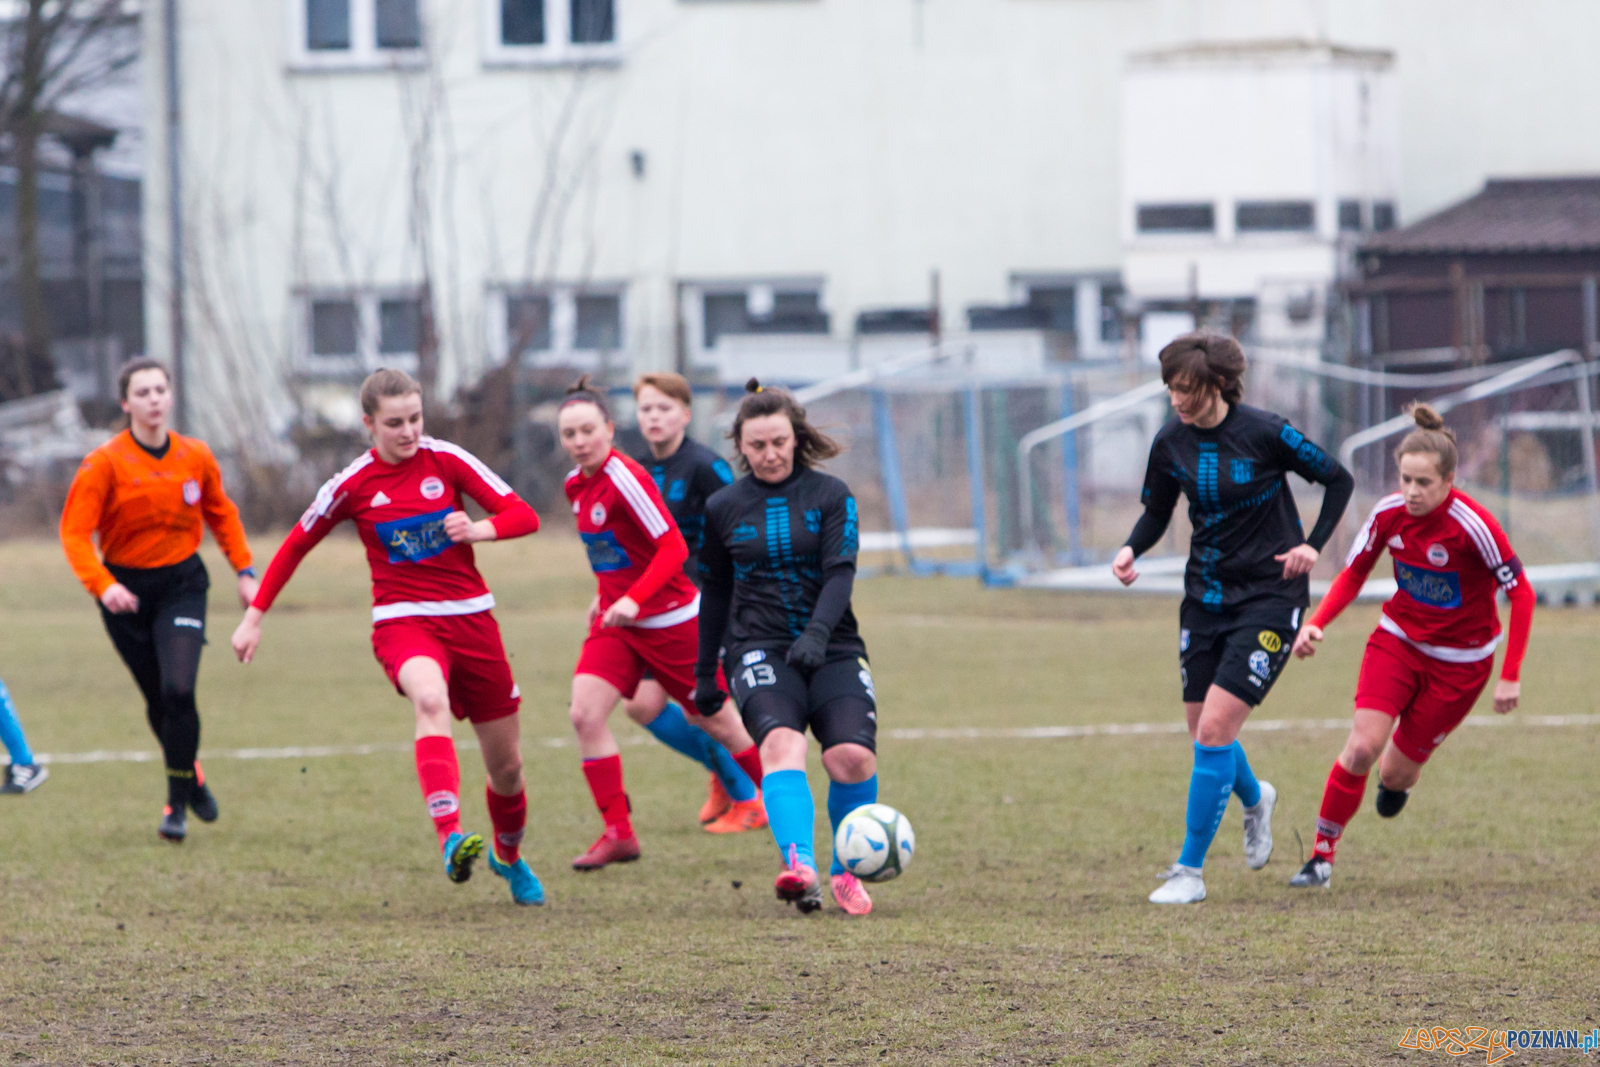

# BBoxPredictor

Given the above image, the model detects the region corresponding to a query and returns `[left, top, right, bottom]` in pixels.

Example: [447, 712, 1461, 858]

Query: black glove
[785, 621, 830, 672]
[691, 677, 726, 717]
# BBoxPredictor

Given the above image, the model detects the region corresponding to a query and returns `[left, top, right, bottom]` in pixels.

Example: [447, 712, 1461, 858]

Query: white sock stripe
[421, 437, 514, 497]
[605, 457, 670, 537]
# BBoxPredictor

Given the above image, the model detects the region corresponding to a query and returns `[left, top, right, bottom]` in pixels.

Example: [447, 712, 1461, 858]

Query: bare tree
[0, 0, 136, 399]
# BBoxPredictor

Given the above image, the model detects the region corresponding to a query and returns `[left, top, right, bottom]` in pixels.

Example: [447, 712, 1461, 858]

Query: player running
[61, 358, 255, 840]
[1288, 404, 1533, 889]
[558, 377, 765, 871]
[697, 379, 882, 916]
[0, 674, 47, 793]
[230, 369, 545, 906]
[1112, 333, 1353, 905]
[622, 373, 763, 833]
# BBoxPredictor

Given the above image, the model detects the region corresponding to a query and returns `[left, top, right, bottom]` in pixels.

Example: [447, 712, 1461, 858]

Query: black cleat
[1375, 785, 1409, 818]
[189, 780, 218, 823]
[159, 805, 187, 843]
[1, 764, 48, 794]
[1289, 857, 1332, 888]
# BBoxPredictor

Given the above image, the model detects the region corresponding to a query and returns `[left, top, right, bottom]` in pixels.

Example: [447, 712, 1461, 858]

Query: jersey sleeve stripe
[1345, 493, 1405, 567]
[605, 457, 670, 538]
[420, 437, 514, 496]
[302, 452, 373, 531]
[1449, 500, 1502, 567]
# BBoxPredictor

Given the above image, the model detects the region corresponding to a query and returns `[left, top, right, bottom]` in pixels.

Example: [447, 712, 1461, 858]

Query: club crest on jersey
[182, 478, 201, 505]
[741, 649, 766, 666]
[590, 502, 607, 526]
[420, 476, 445, 500]
[1248, 650, 1271, 678]
[1394, 561, 1462, 609]
[375, 508, 454, 564]
[1427, 543, 1449, 566]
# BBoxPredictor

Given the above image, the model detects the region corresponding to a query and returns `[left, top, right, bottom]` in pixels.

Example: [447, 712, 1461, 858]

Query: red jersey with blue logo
[254, 437, 538, 622]
[1339, 488, 1523, 659]
[564, 450, 698, 627]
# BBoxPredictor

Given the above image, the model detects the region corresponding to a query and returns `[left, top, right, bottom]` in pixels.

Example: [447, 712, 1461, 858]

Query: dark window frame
[1235, 200, 1315, 233]
[1136, 203, 1215, 234]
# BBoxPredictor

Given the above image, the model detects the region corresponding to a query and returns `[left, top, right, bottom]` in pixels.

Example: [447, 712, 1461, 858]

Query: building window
[1236, 200, 1315, 233]
[507, 294, 552, 353]
[493, 285, 626, 365]
[379, 298, 420, 355]
[1338, 200, 1363, 233]
[1026, 285, 1077, 333]
[1136, 203, 1214, 234]
[575, 293, 622, 351]
[700, 284, 829, 348]
[300, 291, 424, 375]
[1100, 284, 1125, 343]
[485, 0, 617, 66]
[1372, 201, 1397, 231]
[312, 299, 359, 356]
[293, 0, 423, 69]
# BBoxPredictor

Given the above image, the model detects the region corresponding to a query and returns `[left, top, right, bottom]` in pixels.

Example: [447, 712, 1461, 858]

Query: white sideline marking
[20, 715, 1600, 767]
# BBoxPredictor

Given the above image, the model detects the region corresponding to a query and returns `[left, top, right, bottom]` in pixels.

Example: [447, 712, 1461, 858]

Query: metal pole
[1576, 283, 1600, 559]
[164, 0, 186, 430]
[872, 389, 916, 570]
[964, 386, 986, 578]
[1056, 380, 1082, 563]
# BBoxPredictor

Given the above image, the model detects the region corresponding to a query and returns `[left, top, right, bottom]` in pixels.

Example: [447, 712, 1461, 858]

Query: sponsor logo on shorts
[173, 617, 203, 629]
[1248, 650, 1271, 678]
[420, 476, 446, 500]
[590, 502, 607, 526]
[182, 479, 201, 505]
[1247, 674, 1263, 687]
[1427, 543, 1449, 566]
[741, 649, 766, 666]
[867, 711, 877, 721]
[1258, 631, 1283, 654]
[1180, 667, 1187, 690]
[425, 790, 459, 818]
[859, 669, 876, 700]
[1179, 628, 1190, 652]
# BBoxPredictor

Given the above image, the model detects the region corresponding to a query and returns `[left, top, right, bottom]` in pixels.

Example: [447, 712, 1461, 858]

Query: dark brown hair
[560, 374, 612, 421]
[728, 378, 841, 472]
[1158, 332, 1247, 405]
[633, 372, 692, 407]
[118, 357, 170, 400]
[1394, 403, 1458, 479]
[359, 367, 423, 417]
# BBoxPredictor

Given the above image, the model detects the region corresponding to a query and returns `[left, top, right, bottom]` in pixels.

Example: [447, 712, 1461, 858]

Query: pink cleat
[774, 845, 822, 913]
[830, 872, 873, 916]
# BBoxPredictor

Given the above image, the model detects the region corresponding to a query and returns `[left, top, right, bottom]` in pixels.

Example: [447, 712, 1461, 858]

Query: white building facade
[141, 0, 1600, 447]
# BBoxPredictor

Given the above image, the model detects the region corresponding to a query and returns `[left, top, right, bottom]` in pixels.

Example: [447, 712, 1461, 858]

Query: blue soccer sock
[643, 702, 756, 801]
[761, 769, 815, 870]
[1231, 740, 1261, 808]
[0, 678, 33, 767]
[827, 776, 878, 876]
[1177, 742, 1237, 870]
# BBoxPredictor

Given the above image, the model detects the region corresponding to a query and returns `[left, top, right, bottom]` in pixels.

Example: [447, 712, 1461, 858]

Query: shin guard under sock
[1230, 740, 1261, 807]
[1314, 761, 1368, 863]
[1177, 742, 1237, 870]
[827, 776, 878, 876]
[761, 769, 815, 870]
[486, 786, 527, 863]
[414, 735, 463, 847]
[581, 754, 633, 838]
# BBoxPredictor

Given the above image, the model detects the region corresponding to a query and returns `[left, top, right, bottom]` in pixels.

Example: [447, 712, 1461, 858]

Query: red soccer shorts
[575, 617, 699, 707]
[371, 611, 521, 724]
[1354, 628, 1494, 764]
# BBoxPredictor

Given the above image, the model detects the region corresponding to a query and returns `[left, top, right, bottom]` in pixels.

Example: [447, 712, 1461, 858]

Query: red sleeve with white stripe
[604, 454, 690, 607]
[426, 438, 540, 540]
[1308, 497, 1395, 630]
[251, 463, 358, 612]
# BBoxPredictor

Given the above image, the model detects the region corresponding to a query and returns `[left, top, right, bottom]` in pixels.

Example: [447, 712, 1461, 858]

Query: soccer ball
[834, 804, 915, 883]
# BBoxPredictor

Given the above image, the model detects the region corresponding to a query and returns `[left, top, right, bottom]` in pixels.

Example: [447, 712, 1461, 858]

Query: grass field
[0, 532, 1597, 1065]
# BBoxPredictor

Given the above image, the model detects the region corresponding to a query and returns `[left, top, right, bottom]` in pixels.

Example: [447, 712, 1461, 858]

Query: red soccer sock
[415, 735, 463, 848]
[486, 785, 527, 864]
[581, 755, 633, 839]
[731, 746, 764, 792]
[1314, 761, 1368, 864]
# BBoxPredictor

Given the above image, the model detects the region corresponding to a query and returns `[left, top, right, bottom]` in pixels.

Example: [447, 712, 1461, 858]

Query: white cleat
[1241, 780, 1276, 870]
[1148, 866, 1206, 904]
[1289, 857, 1332, 888]
[1156, 862, 1185, 880]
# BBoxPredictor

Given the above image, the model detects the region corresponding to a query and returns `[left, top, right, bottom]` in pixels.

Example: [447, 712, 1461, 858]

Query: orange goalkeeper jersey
[61, 430, 253, 597]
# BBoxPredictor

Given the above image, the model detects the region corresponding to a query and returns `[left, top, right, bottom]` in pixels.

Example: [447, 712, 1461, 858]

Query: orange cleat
[704, 795, 768, 834]
[774, 845, 822, 913]
[571, 830, 642, 871]
[698, 775, 732, 825]
[830, 872, 873, 915]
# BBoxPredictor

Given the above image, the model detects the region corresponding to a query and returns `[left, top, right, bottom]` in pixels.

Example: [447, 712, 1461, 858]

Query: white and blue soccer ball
[834, 804, 915, 883]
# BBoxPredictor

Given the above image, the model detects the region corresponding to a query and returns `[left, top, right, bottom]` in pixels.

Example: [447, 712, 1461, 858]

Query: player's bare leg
[1294, 709, 1395, 888]
[400, 657, 484, 884]
[569, 673, 642, 869]
[822, 742, 877, 915]
[473, 713, 543, 905]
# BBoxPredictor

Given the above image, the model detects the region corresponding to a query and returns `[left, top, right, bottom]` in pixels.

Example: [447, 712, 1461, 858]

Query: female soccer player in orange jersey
[61, 358, 258, 842]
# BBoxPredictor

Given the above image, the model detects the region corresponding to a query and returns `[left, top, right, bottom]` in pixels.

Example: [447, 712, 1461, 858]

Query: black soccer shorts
[1178, 597, 1301, 707]
[726, 643, 878, 751]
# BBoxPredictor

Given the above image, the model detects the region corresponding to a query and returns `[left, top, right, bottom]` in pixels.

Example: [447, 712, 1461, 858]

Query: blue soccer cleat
[488, 848, 545, 906]
[442, 831, 485, 884]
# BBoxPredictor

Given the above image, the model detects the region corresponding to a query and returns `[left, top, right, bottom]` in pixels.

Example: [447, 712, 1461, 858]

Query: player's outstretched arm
[1494, 572, 1535, 713]
[1117, 445, 1180, 587]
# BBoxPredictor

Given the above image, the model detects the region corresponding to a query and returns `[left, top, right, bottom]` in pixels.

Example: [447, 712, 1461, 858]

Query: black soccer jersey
[633, 437, 735, 585]
[697, 465, 864, 665]
[1126, 403, 1353, 613]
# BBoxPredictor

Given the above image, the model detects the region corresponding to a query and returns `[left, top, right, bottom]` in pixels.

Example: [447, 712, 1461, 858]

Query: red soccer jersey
[1337, 488, 1524, 659]
[254, 437, 539, 621]
[564, 449, 697, 627]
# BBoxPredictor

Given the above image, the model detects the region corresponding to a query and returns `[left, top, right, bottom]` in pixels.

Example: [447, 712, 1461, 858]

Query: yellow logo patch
[1258, 631, 1283, 654]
